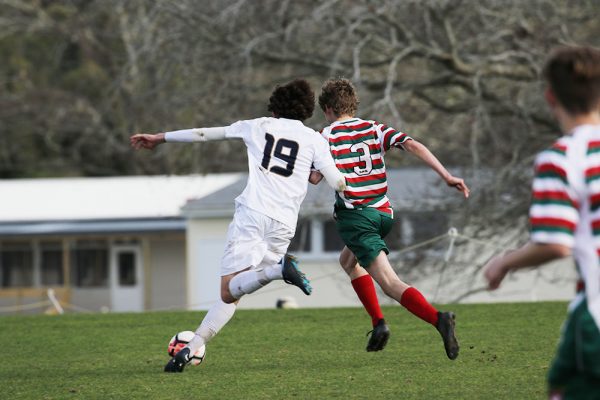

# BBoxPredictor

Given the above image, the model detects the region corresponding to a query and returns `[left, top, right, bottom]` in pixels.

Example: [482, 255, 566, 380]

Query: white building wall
[186, 219, 229, 310]
[149, 238, 186, 310]
[71, 288, 111, 312]
[186, 215, 580, 310]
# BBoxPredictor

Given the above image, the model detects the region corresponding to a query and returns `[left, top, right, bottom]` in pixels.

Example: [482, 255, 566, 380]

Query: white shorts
[220, 204, 295, 276]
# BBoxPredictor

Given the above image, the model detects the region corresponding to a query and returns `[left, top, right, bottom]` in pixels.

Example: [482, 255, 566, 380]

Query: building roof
[0, 218, 186, 237]
[0, 174, 241, 236]
[183, 168, 466, 219]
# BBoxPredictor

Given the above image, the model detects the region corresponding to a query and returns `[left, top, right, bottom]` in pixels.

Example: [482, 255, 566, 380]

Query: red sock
[400, 287, 439, 326]
[351, 275, 384, 327]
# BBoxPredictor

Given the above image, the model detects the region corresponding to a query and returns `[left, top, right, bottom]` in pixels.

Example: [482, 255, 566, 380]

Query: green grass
[0, 302, 566, 399]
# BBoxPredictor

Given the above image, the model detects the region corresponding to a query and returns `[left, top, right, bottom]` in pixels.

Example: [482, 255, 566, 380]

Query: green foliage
[0, 302, 565, 399]
[60, 61, 110, 98]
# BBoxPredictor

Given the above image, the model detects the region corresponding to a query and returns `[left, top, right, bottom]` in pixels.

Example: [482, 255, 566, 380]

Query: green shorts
[335, 208, 394, 268]
[547, 295, 600, 398]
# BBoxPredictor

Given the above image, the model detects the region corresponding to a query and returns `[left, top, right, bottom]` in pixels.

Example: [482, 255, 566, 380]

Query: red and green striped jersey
[529, 124, 600, 328]
[321, 118, 412, 216]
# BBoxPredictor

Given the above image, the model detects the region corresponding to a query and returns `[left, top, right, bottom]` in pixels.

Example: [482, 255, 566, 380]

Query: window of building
[72, 240, 108, 287]
[0, 241, 34, 287]
[288, 219, 312, 253]
[118, 252, 136, 286]
[40, 241, 63, 286]
[323, 219, 345, 252]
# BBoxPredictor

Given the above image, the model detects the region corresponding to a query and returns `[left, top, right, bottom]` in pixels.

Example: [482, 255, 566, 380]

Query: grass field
[0, 302, 567, 399]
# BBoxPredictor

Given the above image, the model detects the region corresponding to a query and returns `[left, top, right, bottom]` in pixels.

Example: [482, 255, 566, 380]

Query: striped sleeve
[529, 144, 578, 248]
[374, 122, 412, 152]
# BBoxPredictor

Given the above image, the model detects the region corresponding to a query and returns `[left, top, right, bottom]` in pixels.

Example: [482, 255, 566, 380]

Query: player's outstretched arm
[130, 133, 166, 150]
[484, 242, 571, 290]
[163, 127, 227, 142]
[130, 127, 228, 150]
[403, 139, 470, 198]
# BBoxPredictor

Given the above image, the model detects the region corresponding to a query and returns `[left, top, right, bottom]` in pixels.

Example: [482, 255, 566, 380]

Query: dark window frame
[71, 240, 109, 288]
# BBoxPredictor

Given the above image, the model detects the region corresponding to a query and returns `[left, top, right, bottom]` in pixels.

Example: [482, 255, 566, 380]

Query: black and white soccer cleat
[164, 347, 190, 373]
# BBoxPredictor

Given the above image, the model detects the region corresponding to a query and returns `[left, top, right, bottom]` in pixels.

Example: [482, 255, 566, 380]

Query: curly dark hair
[267, 79, 315, 121]
[318, 78, 359, 117]
[543, 45, 600, 115]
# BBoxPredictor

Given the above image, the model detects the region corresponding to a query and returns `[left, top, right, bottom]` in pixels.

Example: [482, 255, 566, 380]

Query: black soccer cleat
[164, 347, 190, 373]
[281, 254, 312, 295]
[366, 319, 390, 352]
[436, 311, 459, 360]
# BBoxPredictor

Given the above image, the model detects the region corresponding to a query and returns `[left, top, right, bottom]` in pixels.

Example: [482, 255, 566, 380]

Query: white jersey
[225, 117, 335, 228]
[529, 124, 600, 328]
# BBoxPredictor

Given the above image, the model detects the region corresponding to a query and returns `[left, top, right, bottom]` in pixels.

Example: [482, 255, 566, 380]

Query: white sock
[228, 269, 270, 299]
[186, 299, 236, 353]
[264, 262, 283, 280]
[228, 261, 285, 299]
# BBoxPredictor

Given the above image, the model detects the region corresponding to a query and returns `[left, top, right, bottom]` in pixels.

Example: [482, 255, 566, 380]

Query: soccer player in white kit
[130, 79, 346, 372]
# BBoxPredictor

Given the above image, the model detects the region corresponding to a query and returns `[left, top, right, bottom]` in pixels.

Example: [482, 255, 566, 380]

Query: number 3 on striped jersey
[350, 142, 373, 176]
[261, 133, 299, 177]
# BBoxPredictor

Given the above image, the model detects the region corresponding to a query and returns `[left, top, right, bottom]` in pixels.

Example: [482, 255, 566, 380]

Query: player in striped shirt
[484, 46, 600, 398]
[131, 79, 347, 372]
[314, 78, 469, 358]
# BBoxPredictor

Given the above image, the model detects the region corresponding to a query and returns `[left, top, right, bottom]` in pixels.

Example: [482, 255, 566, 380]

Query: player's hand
[483, 254, 509, 290]
[309, 170, 324, 185]
[445, 176, 470, 198]
[130, 133, 166, 150]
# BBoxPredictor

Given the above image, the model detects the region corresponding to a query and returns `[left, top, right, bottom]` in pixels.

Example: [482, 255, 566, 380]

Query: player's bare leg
[368, 251, 459, 360]
[339, 246, 365, 279]
[339, 246, 389, 351]
[222, 269, 248, 303]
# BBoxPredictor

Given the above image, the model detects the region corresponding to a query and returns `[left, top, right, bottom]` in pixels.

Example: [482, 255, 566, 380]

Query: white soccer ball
[276, 296, 298, 309]
[167, 330, 206, 366]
